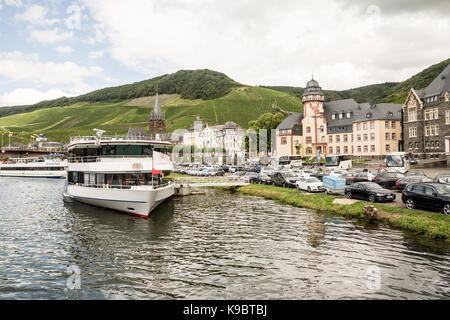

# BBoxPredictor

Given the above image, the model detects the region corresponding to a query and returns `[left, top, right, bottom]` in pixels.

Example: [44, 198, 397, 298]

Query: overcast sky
[0, 0, 449, 106]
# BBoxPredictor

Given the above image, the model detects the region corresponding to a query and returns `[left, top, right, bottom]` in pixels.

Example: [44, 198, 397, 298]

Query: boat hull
[64, 184, 175, 218]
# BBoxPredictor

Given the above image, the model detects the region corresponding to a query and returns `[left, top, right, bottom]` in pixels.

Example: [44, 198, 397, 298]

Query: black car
[373, 172, 405, 189]
[248, 172, 271, 184]
[345, 182, 396, 203]
[395, 176, 433, 190]
[271, 172, 299, 188]
[402, 183, 450, 215]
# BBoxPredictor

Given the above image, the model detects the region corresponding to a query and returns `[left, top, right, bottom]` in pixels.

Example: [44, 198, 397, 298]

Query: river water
[0, 178, 449, 300]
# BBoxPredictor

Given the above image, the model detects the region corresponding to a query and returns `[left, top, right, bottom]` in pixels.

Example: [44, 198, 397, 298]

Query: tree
[246, 112, 285, 153]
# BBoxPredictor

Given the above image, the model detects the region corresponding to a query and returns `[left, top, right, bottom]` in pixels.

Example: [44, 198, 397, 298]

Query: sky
[0, 0, 449, 106]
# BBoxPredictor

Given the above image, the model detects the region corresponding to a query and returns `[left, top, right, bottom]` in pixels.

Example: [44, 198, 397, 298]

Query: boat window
[143, 146, 153, 156]
[116, 145, 143, 156]
[111, 174, 120, 188]
[102, 146, 116, 156]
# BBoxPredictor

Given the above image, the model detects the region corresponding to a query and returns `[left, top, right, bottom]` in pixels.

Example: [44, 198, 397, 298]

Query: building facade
[182, 121, 246, 158]
[402, 63, 450, 159]
[276, 78, 403, 159]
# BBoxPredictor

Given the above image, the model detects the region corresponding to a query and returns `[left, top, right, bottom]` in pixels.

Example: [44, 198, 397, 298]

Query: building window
[370, 133, 375, 141]
[436, 141, 440, 148]
[426, 141, 430, 149]
[306, 137, 312, 144]
[344, 134, 348, 142]
[409, 143, 413, 150]
[446, 110, 450, 124]
[385, 133, 390, 140]
[306, 127, 311, 134]
[364, 145, 368, 153]
[370, 121, 375, 129]
[336, 135, 340, 143]
[336, 146, 341, 154]
[281, 137, 287, 145]
[321, 136, 326, 143]
[363, 122, 368, 130]
[415, 142, 419, 149]
[408, 108, 417, 122]
[357, 146, 361, 153]
[391, 121, 396, 129]
[363, 134, 368, 142]
[352, 146, 354, 154]
[435, 125, 439, 136]
[434, 108, 439, 119]
[339, 113, 343, 120]
[344, 146, 348, 154]
[371, 145, 375, 153]
[357, 134, 361, 142]
[329, 147, 333, 154]
[332, 114, 336, 120]
[346, 112, 351, 119]
[357, 123, 361, 130]
[430, 126, 435, 136]
[329, 135, 333, 143]
[386, 145, 391, 152]
[392, 133, 396, 140]
[385, 121, 390, 129]
[351, 134, 354, 142]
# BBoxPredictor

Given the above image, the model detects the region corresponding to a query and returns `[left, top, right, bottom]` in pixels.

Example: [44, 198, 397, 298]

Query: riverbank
[237, 184, 450, 240]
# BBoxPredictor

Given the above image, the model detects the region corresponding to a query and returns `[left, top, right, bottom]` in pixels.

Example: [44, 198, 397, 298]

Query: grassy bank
[237, 184, 450, 240]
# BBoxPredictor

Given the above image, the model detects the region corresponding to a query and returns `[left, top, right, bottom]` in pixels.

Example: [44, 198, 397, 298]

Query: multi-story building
[276, 78, 403, 159]
[402, 63, 450, 159]
[182, 121, 245, 159]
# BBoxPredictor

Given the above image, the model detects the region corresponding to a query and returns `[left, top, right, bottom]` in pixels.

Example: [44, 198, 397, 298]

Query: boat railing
[69, 136, 170, 144]
[68, 155, 153, 163]
[68, 181, 172, 190]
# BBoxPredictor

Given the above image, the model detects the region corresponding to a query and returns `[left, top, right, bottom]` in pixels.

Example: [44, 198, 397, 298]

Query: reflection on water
[0, 178, 449, 300]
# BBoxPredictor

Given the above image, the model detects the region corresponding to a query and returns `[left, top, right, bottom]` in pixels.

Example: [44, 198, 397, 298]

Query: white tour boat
[63, 131, 175, 218]
[0, 154, 68, 179]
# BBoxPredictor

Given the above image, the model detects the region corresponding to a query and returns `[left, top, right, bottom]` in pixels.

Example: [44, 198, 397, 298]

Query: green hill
[264, 58, 450, 104]
[0, 69, 240, 118]
[0, 86, 303, 143]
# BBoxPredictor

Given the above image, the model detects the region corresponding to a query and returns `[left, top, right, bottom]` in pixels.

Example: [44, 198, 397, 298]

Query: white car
[296, 177, 324, 193]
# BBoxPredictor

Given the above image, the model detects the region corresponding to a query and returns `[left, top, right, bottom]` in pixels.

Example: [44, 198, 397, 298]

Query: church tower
[301, 78, 328, 157]
[149, 91, 166, 139]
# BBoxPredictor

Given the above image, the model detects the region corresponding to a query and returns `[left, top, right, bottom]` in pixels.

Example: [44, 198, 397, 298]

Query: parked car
[435, 174, 450, 184]
[257, 173, 272, 184]
[295, 177, 324, 193]
[373, 172, 406, 189]
[271, 172, 300, 188]
[345, 182, 396, 203]
[338, 172, 355, 185]
[407, 170, 426, 177]
[395, 176, 434, 190]
[402, 183, 450, 214]
[352, 172, 370, 183]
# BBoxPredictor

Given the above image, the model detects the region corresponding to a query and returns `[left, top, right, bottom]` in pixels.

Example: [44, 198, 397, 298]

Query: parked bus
[270, 155, 303, 167]
[385, 152, 410, 174]
[325, 154, 352, 170]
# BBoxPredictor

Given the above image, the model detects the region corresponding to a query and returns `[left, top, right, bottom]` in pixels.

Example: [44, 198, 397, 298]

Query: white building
[182, 121, 246, 160]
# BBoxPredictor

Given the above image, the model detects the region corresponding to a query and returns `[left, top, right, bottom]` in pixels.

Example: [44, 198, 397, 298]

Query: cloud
[15, 5, 60, 26]
[0, 88, 70, 106]
[82, 0, 450, 90]
[4, 0, 23, 7]
[56, 45, 73, 54]
[29, 28, 72, 44]
[0, 50, 102, 94]
[88, 50, 103, 59]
